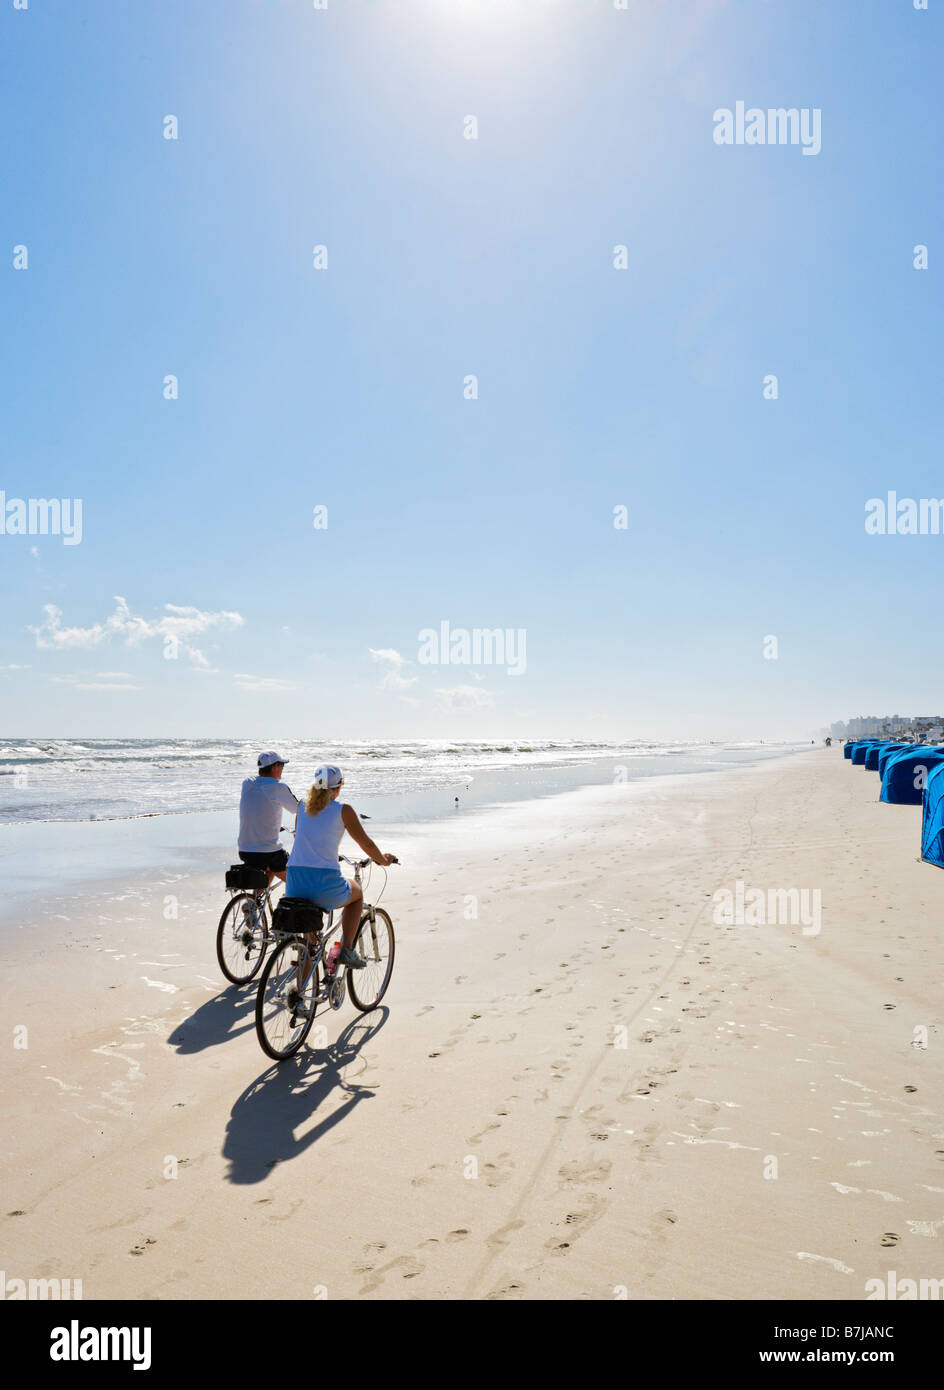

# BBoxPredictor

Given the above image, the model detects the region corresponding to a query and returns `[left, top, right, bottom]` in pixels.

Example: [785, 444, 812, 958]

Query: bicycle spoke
[217, 893, 269, 985]
[256, 939, 319, 1058]
[348, 909, 394, 1011]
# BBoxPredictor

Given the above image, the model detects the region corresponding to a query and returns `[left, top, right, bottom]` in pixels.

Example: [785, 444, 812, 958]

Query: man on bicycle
[237, 751, 299, 885]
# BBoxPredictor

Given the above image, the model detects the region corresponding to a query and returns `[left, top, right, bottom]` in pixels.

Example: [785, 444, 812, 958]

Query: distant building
[829, 714, 944, 742]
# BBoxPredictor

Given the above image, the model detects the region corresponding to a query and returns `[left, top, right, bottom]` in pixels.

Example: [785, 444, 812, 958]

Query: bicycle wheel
[255, 937, 320, 1060]
[347, 909, 395, 1012]
[216, 893, 269, 985]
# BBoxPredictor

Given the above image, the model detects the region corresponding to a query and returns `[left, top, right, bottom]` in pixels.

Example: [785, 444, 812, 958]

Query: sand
[2, 748, 942, 1301]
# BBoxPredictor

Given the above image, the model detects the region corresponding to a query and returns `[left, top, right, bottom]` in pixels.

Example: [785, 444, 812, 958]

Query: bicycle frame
[277, 854, 384, 999]
[227, 880, 278, 940]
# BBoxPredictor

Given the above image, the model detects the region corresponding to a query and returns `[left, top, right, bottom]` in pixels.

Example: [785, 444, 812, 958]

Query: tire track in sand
[460, 791, 764, 1299]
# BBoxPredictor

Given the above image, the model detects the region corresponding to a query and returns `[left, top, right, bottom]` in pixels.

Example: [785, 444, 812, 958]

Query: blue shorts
[285, 866, 352, 911]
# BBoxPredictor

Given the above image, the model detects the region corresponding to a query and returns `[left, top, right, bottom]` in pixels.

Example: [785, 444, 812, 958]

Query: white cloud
[0, 664, 30, 671]
[433, 684, 495, 712]
[234, 673, 296, 693]
[52, 673, 141, 692]
[28, 596, 243, 667]
[369, 647, 418, 691]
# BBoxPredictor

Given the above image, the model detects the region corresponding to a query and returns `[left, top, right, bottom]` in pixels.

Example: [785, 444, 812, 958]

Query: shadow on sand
[167, 981, 258, 1054]
[222, 1008, 389, 1184]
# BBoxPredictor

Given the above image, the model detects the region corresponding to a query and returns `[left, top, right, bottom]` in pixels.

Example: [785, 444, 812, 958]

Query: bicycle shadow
[222, 1008, 389, 1185]
[167, 983, 257, 1055]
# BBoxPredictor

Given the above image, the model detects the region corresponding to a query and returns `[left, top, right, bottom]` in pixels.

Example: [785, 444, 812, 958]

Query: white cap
[313, 764, 343, 789]
[257, 751, 288, 769]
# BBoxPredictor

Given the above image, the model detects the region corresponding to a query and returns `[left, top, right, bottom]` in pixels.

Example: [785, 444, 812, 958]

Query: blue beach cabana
[843, 742, 855, 759]
[881, 749, 944, 805]
[864, 745, 887, 771]
[920, 764, 944, 866]
[877, 743, 911, 776]
[851, 741, 880, 766]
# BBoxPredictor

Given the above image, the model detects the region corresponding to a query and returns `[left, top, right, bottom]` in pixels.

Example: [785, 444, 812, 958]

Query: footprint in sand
[468, 1120, 502, 1145]
[558, 1157, 611, 1186]
[357, 1254, 425, 1294]
[547, 1194, 609, 1254]
[486, 1280, 526, 1299]
[482, 1152, 516, 1187]
[880, 1232, 900, 1248]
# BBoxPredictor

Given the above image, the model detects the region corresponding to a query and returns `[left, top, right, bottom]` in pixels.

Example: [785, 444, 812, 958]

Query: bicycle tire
[255, 937, 320, 1060]
[347, 908, 395, 1012]
[216, 893, 269, 985]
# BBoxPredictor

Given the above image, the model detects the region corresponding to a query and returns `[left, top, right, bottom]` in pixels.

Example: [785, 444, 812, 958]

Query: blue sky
[1, 0, 941, 740]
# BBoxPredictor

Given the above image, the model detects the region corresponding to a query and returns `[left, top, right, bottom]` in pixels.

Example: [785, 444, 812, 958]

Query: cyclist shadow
[167, 985, 257, 1055]
[223, 1008, 389, 1185]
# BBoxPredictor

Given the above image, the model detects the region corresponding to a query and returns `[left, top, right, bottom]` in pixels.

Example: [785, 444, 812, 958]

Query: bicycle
[216, 865, 283, 986]
[255, 854, 397, 1061]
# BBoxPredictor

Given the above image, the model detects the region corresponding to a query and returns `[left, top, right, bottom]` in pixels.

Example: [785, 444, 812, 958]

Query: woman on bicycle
[286, 765, 395, 969]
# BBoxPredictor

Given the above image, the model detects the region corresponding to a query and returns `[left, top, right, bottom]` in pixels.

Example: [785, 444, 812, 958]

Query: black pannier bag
[225, 863, 270, 892]
[272, 897, 325, 936]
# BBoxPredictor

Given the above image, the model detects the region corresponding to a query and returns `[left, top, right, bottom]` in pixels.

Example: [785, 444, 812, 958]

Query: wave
[0, 737, 803, 826]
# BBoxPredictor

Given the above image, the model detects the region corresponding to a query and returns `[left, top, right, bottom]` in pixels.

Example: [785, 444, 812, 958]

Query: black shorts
[238, 849, 289, 872]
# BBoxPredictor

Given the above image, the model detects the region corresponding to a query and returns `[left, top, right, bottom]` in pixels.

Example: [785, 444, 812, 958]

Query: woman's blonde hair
[305, 786, 333, 817]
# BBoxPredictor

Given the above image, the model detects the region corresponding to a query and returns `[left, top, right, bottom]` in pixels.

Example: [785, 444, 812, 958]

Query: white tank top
[289, 799, 345, 871]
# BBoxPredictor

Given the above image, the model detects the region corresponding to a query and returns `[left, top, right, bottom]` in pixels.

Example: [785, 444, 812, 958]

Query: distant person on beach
[287, 764, 396, 970]
[237, 751, 299, 885]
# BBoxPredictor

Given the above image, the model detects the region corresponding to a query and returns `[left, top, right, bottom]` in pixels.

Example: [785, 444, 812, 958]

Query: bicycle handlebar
[339, 854, 398, 867]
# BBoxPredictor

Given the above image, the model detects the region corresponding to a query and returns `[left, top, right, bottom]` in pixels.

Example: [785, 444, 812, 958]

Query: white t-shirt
[238, 776, 300, 853]
[289, 799, 346, 871]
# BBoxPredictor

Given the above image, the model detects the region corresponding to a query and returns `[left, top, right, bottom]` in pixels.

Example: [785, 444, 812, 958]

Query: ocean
[0, 737, 812, 826]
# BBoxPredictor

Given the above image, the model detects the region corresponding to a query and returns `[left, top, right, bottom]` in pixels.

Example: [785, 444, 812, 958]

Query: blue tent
[921, 763, 944, 866]
[864, 745, 888, 771]
[877, 743, 912, 776]
[843, 742, 855, 759]
[851, 740, 881, 766]
[882, 749, 944, 805]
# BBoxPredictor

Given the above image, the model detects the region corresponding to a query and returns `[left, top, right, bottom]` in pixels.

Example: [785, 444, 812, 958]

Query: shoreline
[0, 746, 814, 928]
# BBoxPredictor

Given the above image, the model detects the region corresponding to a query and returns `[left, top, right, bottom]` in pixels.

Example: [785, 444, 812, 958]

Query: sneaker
[337, 946, 366, 970]
[285, 988, 310, 1019]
